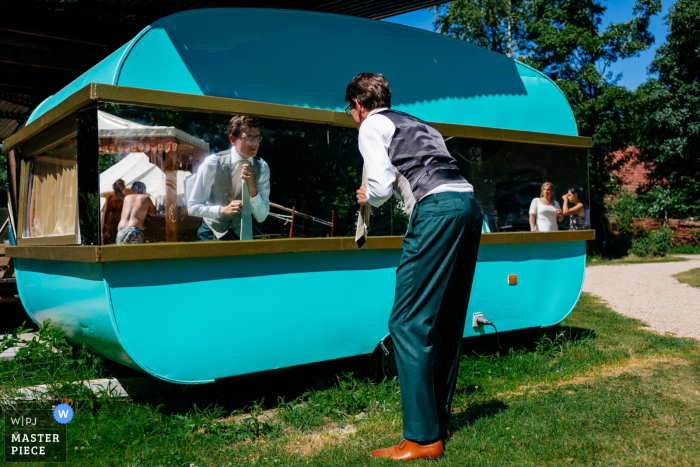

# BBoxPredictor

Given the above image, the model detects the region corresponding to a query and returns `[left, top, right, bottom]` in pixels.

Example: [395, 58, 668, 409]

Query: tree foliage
[434, 0, 663, 241]
[608, 186, 688, 226]
[639, 0, 700, 218]
[434, 0, 528, 57]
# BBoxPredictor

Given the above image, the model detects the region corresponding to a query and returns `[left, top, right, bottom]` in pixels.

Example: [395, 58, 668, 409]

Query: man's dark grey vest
[377, 110, 467, 216]
[203, 149, 262, 238]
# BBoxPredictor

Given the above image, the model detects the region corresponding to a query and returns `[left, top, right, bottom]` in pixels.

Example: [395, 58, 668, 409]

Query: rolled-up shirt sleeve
[187, 155, 221, 219]
[358, 113, 396, 207]
[250, 159, 271, 222]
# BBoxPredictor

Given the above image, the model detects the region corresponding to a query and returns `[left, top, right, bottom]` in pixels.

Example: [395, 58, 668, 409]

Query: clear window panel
[97, 105, 212, 244]
[96, 103, 404, 245]
[96, 103, 590, 244]
[96, 104, 589, 244]
[445, 138, 590, 232]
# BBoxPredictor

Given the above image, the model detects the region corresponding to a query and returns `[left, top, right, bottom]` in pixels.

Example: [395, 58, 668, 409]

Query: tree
[434, 1, 528, 57]
[434, 0, 662, 243]
[639, 0, 700, 218]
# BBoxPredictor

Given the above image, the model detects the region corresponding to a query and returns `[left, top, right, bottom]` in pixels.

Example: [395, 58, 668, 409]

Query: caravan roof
[26, 8, 577, 137]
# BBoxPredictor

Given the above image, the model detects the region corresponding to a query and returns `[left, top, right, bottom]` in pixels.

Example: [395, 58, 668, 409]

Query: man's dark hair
[131, 181, 147, 194]
[227, 115, 261, 138]
[345, 73, 391, 111]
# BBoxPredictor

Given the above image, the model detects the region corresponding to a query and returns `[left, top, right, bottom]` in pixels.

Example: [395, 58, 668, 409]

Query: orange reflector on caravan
[508, 274, 517, 285]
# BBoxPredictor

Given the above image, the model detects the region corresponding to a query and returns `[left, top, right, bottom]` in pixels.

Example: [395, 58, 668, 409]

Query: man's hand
[356, 186, 369, 205]
[219, 200, 242, 216]
[241, 163, 258, 198]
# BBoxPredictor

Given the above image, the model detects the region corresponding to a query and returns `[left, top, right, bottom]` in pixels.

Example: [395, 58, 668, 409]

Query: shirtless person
[102, 179, 126, 244]
[116, 181, 157, 244]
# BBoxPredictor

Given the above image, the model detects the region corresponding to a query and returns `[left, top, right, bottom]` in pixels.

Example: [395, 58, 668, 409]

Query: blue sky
[383, 1, 677, 90]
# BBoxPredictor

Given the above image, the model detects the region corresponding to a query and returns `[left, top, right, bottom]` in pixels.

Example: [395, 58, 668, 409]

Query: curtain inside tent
[27, 140, 78, 237]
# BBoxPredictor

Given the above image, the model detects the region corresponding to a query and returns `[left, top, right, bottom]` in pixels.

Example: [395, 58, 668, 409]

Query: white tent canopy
[98, 110, 209, 211]
[98, 110, 210, 151]
[100, 152, 192, 207]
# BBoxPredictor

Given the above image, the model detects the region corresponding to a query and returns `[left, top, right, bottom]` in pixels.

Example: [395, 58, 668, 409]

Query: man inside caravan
[187, 115, 271, 241]
[116, 181, 157, 245]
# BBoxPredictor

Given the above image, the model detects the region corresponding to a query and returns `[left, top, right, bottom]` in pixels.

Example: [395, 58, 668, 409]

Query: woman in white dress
[529, 182, 563, 231]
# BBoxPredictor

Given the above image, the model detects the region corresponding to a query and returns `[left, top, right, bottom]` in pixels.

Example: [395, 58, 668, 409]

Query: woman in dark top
[562, 186, 589, 230]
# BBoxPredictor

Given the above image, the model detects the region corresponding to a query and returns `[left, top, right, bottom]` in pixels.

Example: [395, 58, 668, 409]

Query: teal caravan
[2, 8, 594, 384]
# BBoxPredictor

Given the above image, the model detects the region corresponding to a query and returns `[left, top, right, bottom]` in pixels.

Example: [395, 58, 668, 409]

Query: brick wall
[611, 147, 663, 191]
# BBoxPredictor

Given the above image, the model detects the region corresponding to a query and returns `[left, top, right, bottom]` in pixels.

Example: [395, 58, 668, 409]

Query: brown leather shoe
[371, 439, 443, 461]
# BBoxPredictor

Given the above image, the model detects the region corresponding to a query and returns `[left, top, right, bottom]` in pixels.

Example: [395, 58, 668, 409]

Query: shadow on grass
[2, 311, 598, 424]
[460, 325, 596, 358]
[125, 353, 381, 417]
[117, 324, 595, 419]
[449, 400, 509, 434]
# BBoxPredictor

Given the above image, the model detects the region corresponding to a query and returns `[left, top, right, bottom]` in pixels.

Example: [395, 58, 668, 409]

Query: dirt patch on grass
[512, 357, 692, 396]
[561, 356, 691, 386]
[212, 406, 363, 453]
[285, 424, 357, 456]
[226, 409, 277, 425]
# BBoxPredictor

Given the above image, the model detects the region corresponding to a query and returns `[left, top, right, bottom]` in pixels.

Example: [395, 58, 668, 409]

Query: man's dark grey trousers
[197, 221, 240, 241]
[389, 191, 483, 442]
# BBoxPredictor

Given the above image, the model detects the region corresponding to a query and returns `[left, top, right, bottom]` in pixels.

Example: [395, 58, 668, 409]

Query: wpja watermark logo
[3, 405, 70, 463]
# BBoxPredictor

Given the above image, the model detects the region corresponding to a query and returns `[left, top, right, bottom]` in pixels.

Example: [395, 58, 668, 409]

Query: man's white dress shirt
[187, 146, 271, 223]
[358, 108, 473, 208]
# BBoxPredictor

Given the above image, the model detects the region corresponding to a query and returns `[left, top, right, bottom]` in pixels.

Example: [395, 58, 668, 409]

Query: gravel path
[582, 255, 700, 340]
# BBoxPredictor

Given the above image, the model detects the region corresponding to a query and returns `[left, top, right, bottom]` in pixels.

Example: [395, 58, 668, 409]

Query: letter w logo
[58, 410, 69, 418]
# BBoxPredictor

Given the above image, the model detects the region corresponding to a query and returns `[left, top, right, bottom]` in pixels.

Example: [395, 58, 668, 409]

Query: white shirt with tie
[358, 108, 473, 207]
[187, 146, 271, 223]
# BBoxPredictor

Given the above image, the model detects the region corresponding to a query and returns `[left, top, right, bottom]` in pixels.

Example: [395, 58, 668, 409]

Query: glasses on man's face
[345, 104, 353, 117]
[239, 134, 263, 144]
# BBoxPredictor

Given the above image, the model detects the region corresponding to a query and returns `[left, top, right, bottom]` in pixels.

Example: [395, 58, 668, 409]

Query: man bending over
[116, 181, 156, 244]
[345, 73, 483, 461]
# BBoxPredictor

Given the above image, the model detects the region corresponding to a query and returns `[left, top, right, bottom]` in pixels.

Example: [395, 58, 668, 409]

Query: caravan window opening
[11, 85, 592, 250]
[17, 137, 80, 246]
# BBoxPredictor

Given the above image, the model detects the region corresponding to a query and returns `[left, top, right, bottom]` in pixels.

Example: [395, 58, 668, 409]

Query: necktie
[355, 165, 370, 249]
[240, 161, 253, 240]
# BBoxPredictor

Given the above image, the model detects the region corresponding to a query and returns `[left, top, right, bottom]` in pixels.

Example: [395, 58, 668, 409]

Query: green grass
[673, 268, 700, 289]
[670, 244, 700, 255]
[586, 254, 688, 266]
[0, 320, 118, 396]
[2, 294, 700, 466]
